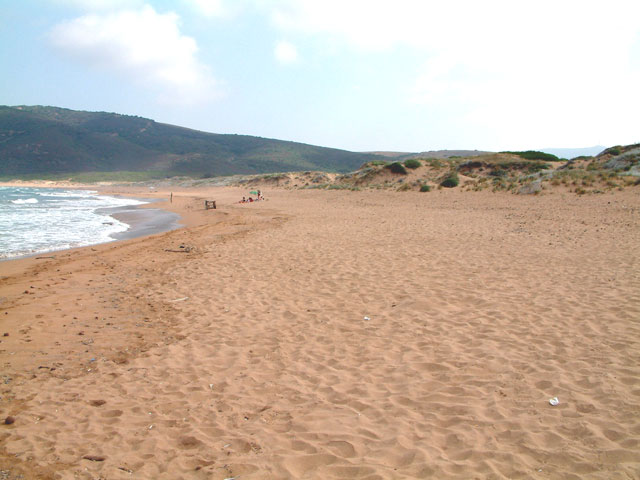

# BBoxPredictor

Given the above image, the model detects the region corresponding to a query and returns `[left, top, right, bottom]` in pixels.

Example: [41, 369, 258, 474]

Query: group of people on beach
[239, 190, 264, 203]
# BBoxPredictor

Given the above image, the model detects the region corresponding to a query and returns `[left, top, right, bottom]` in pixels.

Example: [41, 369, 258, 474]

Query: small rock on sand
[82, 455, 106, 462]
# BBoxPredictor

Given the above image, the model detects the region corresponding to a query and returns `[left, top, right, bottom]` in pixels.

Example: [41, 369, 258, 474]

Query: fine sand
[1, 187, 639, 479]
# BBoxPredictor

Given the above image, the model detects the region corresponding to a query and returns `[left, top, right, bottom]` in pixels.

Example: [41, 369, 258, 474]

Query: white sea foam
[0, 186, 149, 260]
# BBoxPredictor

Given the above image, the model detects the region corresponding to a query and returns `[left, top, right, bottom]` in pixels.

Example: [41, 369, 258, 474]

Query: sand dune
[1, 188, 639, 479]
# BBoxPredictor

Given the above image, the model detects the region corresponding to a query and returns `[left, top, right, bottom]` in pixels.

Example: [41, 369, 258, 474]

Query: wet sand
[1, 186, 639, 479]
[106, 203, 182, 241]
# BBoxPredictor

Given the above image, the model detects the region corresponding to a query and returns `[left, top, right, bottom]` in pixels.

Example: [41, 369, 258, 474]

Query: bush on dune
[385, 162, 408, 174]
[501, 150, 561, 162]
[404, 159, 422, 169]
[440, 172, 460, 188]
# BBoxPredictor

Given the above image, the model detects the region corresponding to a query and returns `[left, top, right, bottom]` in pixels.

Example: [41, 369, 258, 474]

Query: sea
[0, 186, 149, 260]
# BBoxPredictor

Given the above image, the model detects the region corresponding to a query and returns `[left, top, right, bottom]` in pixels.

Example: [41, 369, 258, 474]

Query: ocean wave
[0, 187, 152, 260]
[44, 190, 98, 198]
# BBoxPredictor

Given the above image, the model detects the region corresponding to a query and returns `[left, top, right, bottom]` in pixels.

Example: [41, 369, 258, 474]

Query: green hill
[0, 105, 382, 178]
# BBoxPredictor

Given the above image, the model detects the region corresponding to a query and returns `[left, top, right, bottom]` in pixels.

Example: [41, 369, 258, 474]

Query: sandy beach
[1, 186, 639, 479]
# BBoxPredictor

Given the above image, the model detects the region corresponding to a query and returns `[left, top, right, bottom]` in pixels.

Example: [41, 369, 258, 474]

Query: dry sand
[1, 187, 639, 479]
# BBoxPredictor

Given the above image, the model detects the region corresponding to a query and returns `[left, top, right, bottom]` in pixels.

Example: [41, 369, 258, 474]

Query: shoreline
[0, 188, 183, 262]
[101, 201, 182, 242]
[0, 186, 241, 274]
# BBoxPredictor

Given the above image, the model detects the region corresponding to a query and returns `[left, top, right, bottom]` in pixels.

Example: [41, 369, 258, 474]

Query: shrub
[420, 184, 431, 192]
[501, 150, 561, 162]
[586, 162, 600, 171]
[385, 162, 408, 174]
[490, 160, 549, 174]
[526, 162, 550, 173]
[440, 172, 459, 188]
[404, 159, 422, 169]
[606, 146, 622, 156]
[327, 184, 360, 191]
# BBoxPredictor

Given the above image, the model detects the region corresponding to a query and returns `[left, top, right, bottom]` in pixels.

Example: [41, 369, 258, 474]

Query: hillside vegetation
[0, 106, 382, 178]
[226, 146, 639, 195]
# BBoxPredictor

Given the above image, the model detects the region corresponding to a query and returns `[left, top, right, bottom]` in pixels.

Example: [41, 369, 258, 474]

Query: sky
[1, 0, 639, 152]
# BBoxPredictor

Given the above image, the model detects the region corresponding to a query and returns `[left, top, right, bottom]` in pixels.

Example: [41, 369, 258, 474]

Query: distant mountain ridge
[540, 146, 606, 159]
[0, 105, 383, 177]
[403, 149, 492, 159]
[364, 150, 492, 159]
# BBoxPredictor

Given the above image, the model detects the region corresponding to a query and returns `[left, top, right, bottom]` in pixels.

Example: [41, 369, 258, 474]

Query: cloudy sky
[2, 0, 639, 152]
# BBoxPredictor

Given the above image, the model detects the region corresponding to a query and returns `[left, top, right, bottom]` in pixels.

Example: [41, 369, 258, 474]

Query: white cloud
[183, 0, 227, 18]
[274, 40, 298, 64]
[264, 0, 640, 147]
[267, 1, 640, 53]
[268, 0, 473, 51]
[49, 5, 220, 104]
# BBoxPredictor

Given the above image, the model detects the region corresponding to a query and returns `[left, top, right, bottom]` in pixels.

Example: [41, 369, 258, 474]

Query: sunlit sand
[1, 186, 639, 478]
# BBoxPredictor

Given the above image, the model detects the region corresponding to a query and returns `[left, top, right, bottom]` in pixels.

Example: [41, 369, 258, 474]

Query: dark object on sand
[4, 416, 15, 425]
[204, 200, 216, 209]
[83, 455, 106, 462]
[165, 245, 194, 253]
